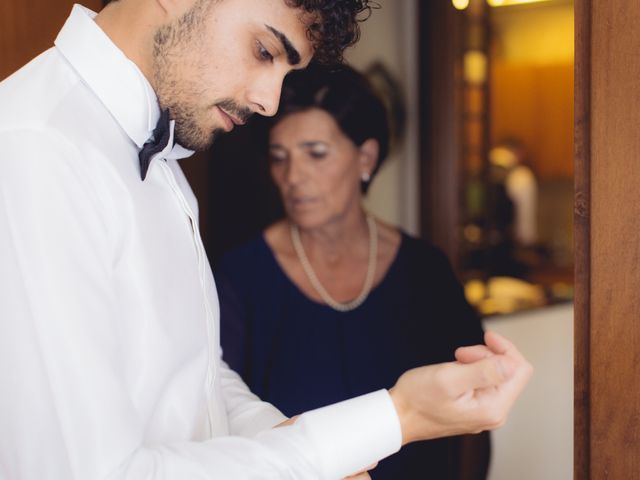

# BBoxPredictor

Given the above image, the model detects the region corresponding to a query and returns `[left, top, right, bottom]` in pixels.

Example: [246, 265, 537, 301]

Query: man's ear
[358, 138, 380, 179]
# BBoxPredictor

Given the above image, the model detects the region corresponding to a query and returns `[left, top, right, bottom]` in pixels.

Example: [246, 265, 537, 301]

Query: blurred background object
[440, 0, 574, 315]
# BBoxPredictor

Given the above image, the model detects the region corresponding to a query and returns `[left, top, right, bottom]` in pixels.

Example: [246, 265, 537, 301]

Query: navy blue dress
[216, 232, 485, 479]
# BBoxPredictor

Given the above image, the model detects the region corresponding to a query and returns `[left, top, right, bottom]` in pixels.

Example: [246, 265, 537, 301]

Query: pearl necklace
[290, 215, 377, 312]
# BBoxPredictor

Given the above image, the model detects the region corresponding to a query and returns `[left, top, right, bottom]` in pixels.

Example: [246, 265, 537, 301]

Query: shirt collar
[54, 4, 194, 161]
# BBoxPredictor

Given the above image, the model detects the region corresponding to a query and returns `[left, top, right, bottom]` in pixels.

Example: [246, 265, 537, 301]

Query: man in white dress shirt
[0, 1, 532, 479]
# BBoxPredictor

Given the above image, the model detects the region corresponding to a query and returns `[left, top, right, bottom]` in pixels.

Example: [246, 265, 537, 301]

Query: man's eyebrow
[265, 25, 302, 65]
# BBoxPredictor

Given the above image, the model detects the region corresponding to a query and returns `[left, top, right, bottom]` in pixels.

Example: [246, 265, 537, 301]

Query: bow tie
[138, 108, 172, 181]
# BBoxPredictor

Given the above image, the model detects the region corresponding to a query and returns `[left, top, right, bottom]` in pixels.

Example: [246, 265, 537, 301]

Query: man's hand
[275, 415, 299, 428]
[389, 331, 532, 445]
[344, 463, 377, 479]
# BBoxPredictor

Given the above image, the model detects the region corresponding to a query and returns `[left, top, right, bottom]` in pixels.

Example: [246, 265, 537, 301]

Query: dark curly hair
[265, 63, 389, 193]
[104, 0, 374, 64]
[285, 0, 377, 64]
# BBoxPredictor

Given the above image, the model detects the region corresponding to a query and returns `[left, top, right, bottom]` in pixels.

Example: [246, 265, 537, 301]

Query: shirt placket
[157, 155, 218, 437]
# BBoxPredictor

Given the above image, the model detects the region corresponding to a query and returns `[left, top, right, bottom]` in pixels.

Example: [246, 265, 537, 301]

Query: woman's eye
[257, 43, 274, 62]
[309, 150, 328, 160]
[269, 150, 287, 163]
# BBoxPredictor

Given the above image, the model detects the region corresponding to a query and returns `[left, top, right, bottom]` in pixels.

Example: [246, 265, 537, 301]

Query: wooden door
[0, 0, 102, 81]
[575, 0, 640, 477]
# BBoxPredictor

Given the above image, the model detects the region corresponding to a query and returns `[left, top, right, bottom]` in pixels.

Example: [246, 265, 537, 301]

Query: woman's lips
[288, 196, 317, 209]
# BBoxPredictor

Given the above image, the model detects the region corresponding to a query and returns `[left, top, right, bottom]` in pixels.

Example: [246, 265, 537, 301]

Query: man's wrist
[388, 386, 414, 445]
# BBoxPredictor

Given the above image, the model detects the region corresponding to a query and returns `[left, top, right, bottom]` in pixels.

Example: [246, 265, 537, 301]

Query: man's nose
[247, 73, 284, 117]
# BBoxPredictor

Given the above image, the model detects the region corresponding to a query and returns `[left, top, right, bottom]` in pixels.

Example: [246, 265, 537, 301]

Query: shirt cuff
[298, 389, 402, 479]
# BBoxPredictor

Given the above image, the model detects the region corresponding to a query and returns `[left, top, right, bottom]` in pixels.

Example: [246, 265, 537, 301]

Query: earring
[361, 172, 371, 182]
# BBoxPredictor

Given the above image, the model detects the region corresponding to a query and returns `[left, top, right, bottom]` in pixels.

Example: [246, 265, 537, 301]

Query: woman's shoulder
[396, 230, 449, 263]
[389, 231, 463, 289]
[214, 231, 273, 278]
[263, 219, 292, 258]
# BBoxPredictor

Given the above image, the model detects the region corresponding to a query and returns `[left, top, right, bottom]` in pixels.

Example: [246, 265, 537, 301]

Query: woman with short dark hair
[216, 64, 489, 479]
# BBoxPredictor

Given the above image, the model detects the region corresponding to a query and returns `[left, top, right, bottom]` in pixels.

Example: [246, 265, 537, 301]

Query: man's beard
[168, 98, 252, 151]
[150, 0, 251, 151]
[164, 99, 224, 152]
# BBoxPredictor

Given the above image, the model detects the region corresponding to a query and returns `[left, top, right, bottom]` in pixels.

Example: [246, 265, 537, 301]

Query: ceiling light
[452, 0, 470, 10]
[488, 0, 553, 6]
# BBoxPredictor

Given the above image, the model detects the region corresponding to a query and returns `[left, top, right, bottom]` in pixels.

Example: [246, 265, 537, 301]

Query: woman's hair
[286, 1, 376, 64]
[268, 63, 390, 192]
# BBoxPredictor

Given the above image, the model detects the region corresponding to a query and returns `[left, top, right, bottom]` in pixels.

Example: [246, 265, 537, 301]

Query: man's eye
[257, 43, 274, 62]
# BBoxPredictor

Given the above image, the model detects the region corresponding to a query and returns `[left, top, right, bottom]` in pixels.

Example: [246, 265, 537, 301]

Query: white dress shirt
[0, 5, 401, 479]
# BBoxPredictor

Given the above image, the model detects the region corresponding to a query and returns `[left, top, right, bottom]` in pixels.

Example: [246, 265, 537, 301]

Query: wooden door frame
[575, 0, 640, 476]
[573, 0, 590, 477]
[418, 1, 463, 266]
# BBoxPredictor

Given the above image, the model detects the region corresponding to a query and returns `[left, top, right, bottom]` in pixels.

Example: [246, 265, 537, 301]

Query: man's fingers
[455, 331, 523, 363]
[485, 331, 530, 372]
[344, 472, 371, 480]
[481, 332, 534, 410]
[344, 462, 377, 478]
[445, 355, 516, 395]
[274, 415, 299, 428]
[456, 331, 519, 364]
[485, 331, 520, 357]
[455, 345, 493, 364]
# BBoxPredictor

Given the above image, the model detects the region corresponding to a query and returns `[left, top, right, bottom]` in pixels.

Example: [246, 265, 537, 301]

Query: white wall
[484, 304, 574, 480]
[345, 0, 420, 235]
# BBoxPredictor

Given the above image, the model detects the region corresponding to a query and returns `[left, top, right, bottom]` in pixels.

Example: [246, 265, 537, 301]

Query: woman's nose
[285, 157, 307, 185]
